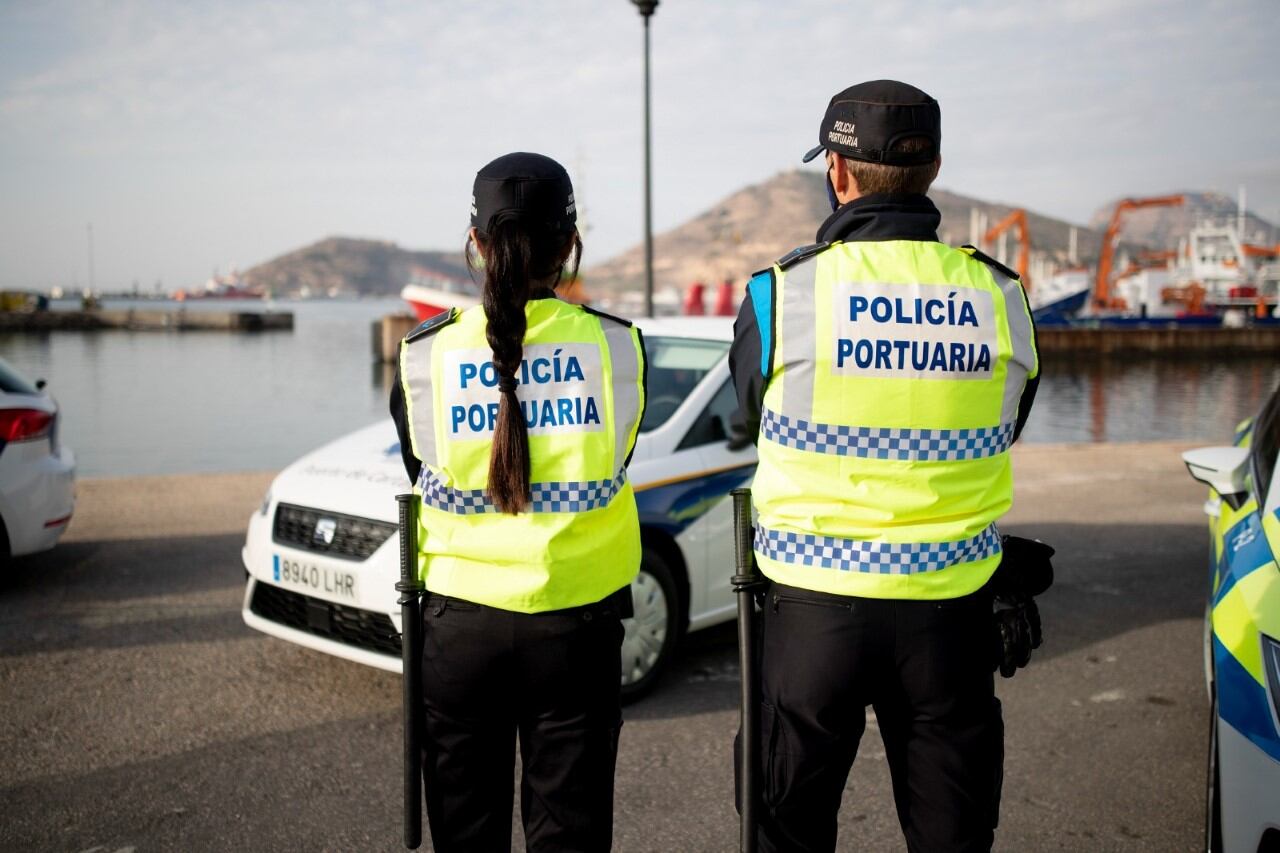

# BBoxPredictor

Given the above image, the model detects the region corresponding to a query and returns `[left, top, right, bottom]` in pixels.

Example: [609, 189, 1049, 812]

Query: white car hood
[270, 421, 410, 523]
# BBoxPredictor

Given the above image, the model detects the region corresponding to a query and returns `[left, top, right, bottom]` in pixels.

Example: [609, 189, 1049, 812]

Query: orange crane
[1094, 194, 1184, 309]
[981, 209, 1031, 289]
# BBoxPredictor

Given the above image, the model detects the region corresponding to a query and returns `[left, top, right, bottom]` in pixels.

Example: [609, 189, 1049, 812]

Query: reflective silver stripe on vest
[601, 322, 641, 468]
[417, 467, 628, 515]
[761, 408, 1015, 461]
[779, 257, 819, 417]
[755, 522, 1002, 574]
[988, 265, 1037, 428]
[403, 334, 440, 467]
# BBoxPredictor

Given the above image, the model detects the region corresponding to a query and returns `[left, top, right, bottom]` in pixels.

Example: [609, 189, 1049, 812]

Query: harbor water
[2, 298, 1278, 477]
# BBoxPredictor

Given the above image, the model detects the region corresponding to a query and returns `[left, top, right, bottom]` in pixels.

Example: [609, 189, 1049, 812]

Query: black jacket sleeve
[1011, 372, 1039, 444]
[388, 364, 421, 485]
[728, 289, 767, 446]
[1010, 315, 1041, 444]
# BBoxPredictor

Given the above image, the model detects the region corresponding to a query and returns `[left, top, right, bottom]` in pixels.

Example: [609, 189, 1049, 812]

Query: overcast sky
[1, 0, 1277, 292]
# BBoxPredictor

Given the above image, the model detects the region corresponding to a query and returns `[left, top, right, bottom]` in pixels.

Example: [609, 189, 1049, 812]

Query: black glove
[989, 534, 1052, 678]
[726, 420, 754, 452]
[993, 597, 1042, 678]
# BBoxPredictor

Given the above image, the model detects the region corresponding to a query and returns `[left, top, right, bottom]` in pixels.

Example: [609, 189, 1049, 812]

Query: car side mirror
[1182, 446, 1250, 511]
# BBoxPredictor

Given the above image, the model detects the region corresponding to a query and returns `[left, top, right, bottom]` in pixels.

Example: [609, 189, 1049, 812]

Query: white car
[1182, 383, 1280, 852]
[242, 317, 756, 698]
[0, 357, 76, 559]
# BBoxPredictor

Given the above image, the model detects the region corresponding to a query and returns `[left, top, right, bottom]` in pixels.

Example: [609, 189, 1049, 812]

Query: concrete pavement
[0, 443, 1213, 851]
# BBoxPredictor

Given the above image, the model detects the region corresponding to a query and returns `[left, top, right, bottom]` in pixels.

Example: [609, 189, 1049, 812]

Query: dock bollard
[375, 314, 419, 363]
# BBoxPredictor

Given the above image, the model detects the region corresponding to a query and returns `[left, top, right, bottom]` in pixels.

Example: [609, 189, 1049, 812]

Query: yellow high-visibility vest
[399, 298, 646, 613]
[750, 241, 1038, 599]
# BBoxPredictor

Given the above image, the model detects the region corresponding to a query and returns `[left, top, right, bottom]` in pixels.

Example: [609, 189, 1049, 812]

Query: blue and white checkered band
[417, 467, 627, 515]
[760, 408, 1015, 462]
[755, 523, 1002, 574]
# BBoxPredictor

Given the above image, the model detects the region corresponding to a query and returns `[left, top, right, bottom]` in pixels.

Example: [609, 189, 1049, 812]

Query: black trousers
[748, 582, 1003, 853]
[420, 591, 625, 853]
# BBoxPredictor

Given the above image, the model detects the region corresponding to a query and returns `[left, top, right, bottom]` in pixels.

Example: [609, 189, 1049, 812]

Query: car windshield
[0, 357, 39, 395]
[639, 336, 730, 433]
[1251, 383, 1280, 511]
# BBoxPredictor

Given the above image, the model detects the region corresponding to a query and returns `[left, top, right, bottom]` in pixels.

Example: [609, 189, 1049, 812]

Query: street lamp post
[631, 0, 658, 317]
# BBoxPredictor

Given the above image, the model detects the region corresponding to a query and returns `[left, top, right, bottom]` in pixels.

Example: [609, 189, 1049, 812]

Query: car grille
[272, 503, 396, 561]
[249, 582, 401, 658]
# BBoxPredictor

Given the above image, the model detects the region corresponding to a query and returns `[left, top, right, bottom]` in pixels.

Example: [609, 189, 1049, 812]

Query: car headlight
[259, 490, 273, 516]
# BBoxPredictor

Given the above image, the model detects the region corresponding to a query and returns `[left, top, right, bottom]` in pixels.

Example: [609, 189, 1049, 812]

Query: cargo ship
[1104, 221, 1280, 324]
[1076, 193, 1279, 324]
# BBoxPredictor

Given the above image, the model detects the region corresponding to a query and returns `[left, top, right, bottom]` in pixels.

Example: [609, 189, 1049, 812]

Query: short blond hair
[847, 137, 939, 195]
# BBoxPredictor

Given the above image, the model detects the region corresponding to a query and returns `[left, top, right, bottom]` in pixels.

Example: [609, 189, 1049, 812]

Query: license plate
[272, 555, 358, 602]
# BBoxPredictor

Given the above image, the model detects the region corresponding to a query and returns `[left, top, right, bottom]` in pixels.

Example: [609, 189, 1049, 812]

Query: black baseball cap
[801, 80, 940, 166]
[470, 152, 577, 235]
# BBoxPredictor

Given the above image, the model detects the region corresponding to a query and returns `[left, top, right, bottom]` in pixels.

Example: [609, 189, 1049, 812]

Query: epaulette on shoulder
[580, 303, 633, 328]
[960, 245, 1020, 281]
[404, 307, 458, 343]
[775, 241, 831, 271]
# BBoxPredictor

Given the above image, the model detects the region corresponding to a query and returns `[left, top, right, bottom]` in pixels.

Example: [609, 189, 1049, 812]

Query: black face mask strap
[825, 170, 840, 212]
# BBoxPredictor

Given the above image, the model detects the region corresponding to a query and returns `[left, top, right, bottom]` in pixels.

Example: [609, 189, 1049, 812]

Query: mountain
[583, 171, 1108, 296]
[240, 184, 1279, 303]
[242, 237, 467, 298]
[1088, 191, 1278, 249]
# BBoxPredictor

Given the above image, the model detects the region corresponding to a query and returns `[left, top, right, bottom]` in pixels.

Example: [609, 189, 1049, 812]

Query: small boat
[400, 267, 594, 321]
[176, 270, 263, 301]
[400, 267, 479, 321]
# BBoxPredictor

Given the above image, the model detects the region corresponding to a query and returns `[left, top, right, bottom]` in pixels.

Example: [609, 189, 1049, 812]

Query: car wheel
[1206, 692, 1224, 853]
[620, 548, 683, 702]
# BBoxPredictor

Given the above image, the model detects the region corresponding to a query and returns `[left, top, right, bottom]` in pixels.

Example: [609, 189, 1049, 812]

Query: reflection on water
[2, 298, 1277, 476]
[1022, 357, 1280, 444]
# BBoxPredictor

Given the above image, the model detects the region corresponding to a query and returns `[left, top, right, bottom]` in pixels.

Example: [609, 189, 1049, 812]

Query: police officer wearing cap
[730, 81, 1040, 852]
[389, 152, 646, 853]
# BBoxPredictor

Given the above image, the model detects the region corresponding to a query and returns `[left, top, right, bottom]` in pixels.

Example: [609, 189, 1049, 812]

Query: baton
[395, 493, 425, 850]
[731, 487, 761, 853]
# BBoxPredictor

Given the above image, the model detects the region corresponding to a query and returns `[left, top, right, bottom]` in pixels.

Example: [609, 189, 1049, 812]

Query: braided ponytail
[466, 220, 581, 514]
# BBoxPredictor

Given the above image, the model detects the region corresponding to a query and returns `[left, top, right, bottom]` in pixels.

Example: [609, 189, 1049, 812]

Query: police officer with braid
[730, 81, 1042, 852]
[389, 152, 646, 853]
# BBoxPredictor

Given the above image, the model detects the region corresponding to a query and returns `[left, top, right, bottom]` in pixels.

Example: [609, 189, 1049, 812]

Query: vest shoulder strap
[775, 241, 831, 271]
[404, 307, 458, 344]
[960, 245, 1021, 281]
[580, 303, 633, 328]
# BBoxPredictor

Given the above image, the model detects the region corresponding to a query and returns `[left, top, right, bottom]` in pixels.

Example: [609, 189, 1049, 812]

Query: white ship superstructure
[1110, 219, 1279, 319]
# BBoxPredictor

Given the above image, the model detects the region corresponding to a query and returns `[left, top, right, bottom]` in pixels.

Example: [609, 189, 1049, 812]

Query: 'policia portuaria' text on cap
[802, 80, 941, 167]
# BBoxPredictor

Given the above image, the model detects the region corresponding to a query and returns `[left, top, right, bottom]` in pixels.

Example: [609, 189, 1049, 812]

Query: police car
[0, 357, 75, 561]
[1182, 382, 1280, 852]
[242, 317, 754, 698]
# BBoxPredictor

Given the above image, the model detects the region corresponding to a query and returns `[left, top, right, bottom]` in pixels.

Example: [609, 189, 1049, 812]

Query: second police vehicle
[1183, 381, 1280, 852]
